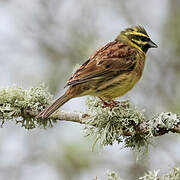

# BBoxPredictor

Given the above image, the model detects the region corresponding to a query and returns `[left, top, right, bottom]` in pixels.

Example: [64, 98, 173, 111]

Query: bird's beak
[148, 40, 158, 48]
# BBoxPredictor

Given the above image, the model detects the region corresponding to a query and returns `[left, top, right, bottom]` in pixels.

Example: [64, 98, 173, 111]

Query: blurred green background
[0, 0, 180, 179]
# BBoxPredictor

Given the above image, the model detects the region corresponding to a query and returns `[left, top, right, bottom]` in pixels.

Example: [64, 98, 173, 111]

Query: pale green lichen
[140, 166, 180, 180]
[107, 170, 123, 180]
[139, 170, 160, 180]
[149, 112, 180, 136]
[0, 85, 180, 153]
[84, 97, 180, 152]
[95, 167, 180, 180]
[0, 85, 57, 129]
[84, 97, 149, 151]
[93, 170, 123, 180]
[164, 166, 180, 180]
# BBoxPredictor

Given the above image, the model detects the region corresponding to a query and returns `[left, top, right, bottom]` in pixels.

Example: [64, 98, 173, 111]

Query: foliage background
[0, 0, 180, 179]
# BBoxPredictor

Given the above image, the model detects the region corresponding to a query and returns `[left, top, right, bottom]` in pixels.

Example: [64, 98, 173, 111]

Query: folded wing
[65, 41, 137, 87]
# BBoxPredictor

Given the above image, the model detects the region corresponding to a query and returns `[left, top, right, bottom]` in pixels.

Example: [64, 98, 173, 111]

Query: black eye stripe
[134, 35, 150, 42]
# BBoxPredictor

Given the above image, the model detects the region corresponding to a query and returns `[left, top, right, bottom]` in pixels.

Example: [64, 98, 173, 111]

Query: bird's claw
[102, 100, 119, 109]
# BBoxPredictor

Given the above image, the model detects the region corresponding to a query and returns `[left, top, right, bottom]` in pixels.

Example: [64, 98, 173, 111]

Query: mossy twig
[0, 86, 180, 151]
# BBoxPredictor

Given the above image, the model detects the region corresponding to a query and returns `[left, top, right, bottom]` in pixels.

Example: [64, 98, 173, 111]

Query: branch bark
[28, 110, 180, 137]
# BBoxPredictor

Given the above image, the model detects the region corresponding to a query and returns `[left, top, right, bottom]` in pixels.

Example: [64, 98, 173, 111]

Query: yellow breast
[95, 72, 140, 99]
[95, 53, 146, 99]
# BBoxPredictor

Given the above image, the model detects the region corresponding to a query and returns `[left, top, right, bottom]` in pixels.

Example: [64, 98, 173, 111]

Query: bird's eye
[140, 36, 149, 42]
[134, 35, 149, 42]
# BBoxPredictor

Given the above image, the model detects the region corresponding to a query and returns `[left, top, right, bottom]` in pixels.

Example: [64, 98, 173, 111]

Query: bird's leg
[98, 97, 118, 109]
[111, 100, 119, 106]
[98, 97, 109, 107]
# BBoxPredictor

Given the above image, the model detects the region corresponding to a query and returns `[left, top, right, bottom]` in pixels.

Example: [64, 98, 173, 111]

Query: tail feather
[36, 93, 71, 119]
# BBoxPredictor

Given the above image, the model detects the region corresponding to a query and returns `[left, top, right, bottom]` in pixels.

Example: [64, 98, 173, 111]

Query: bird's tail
[36, 91, 72, 119]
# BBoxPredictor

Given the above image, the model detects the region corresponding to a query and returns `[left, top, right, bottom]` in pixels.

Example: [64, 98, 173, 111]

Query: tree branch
[26, 110, 180, 137]
[0, 85, 180, 149]
[47, 110, 89, 124]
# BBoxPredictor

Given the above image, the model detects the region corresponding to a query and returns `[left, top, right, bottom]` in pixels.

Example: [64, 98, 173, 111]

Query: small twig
[51, 110, 89, 124]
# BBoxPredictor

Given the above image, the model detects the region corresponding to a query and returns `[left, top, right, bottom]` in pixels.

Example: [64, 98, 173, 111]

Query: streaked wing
[65, 41, 137, 87]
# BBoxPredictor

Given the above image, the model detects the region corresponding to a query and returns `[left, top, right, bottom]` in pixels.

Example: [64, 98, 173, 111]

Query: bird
[36, 26, 158, 119]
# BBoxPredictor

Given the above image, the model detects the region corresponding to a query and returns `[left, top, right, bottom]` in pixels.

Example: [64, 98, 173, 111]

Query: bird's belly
[95, 73, 140, 99]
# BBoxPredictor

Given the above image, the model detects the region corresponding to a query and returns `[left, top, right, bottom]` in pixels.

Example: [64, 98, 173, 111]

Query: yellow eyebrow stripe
[125, 31, 149, 38]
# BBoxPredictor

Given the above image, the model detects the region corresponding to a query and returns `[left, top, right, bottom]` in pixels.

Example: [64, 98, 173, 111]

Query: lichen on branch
[0, 85, 179, 153]
[84, 97, 180, 151]
[0, 85, 56, 129]
[84, 97, 150, 151]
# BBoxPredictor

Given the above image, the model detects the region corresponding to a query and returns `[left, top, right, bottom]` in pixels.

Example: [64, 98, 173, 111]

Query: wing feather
[65, 41, 137, 87]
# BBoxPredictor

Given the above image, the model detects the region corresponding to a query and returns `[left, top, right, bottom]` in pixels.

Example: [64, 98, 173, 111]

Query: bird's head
[116, 26, 158, 53]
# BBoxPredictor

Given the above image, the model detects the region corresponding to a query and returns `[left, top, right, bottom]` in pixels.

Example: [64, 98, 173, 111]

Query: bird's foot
[102, 102, 115, 109]
[111, 100, 119, 106]
[99, 97, 119, 109]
